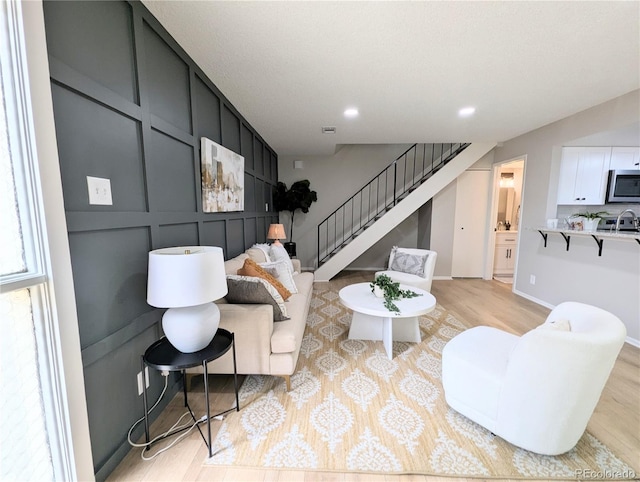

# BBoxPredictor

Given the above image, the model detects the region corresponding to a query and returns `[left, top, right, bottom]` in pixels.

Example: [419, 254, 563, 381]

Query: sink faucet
[615, 209, 639, 231]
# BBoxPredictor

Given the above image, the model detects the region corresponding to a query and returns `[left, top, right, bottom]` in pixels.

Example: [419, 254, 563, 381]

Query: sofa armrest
[292, 258, 302, 273]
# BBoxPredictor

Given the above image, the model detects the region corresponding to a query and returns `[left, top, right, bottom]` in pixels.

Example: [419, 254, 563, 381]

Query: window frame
[1, 1, 94, 480]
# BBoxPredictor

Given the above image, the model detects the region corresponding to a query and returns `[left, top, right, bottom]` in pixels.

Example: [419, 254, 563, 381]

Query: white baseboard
[513, 289, 640, 348]
[625, 336, 640, 348]
[512, 288, 555, 310]
[432, 275, 453, 281]
[342, 267, 380, 272]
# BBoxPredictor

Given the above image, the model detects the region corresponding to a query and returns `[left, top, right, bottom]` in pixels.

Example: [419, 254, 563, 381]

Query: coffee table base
[348, 312, 421, 359]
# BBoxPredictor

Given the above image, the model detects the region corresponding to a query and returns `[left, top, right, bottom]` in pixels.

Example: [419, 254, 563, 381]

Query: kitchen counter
[537, 227, 639, 239]
[531, 226, 640, 256]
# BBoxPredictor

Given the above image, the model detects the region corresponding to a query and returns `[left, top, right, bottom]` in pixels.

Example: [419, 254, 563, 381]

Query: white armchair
[375, 247, 437, 292]
[441, 301, 626, 455]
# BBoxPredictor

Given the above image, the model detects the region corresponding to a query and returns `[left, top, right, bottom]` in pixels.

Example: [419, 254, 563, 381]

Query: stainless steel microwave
[607, 170, 640, 203]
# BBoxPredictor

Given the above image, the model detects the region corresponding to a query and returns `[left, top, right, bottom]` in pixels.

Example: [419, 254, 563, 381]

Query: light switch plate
[87, 176, 113, 205]
[137, 371, 143, 396]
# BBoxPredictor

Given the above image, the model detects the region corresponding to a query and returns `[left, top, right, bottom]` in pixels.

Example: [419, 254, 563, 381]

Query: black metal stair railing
[317, 142, 470, 266]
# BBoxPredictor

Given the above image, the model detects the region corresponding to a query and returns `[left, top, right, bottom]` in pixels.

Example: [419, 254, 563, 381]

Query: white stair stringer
[314, 142, 497, 282]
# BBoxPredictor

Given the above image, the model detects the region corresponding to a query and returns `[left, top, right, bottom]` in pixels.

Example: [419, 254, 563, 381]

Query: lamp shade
[147, 246, 227, 308]
[267, 223, 286, 241]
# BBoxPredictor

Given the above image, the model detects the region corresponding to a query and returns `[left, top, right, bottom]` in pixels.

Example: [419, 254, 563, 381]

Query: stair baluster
[316, 143, 470, 267]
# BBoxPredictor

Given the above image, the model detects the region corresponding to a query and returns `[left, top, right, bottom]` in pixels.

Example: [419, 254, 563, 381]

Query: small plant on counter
[370, 274, 422, 313]
[570, 210, 608, 220]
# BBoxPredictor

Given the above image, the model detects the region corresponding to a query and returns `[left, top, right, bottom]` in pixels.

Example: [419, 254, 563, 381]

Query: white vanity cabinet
[493, 232, 517, 276]
[557, 147, 611, 205]
[610, 147, 640, 170]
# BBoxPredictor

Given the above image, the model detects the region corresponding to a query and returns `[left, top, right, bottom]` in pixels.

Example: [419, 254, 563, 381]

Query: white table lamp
[147, 246, 227, 353]
[267, 223, 286, 246]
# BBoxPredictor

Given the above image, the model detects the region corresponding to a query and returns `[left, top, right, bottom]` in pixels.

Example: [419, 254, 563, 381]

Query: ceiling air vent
[321, 126, 337, 134]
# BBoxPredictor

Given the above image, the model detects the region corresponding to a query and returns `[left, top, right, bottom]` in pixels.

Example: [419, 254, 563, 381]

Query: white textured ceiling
[141, 1, 640, 156]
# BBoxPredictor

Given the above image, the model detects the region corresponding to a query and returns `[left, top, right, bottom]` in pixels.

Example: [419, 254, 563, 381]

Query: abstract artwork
[201, 137, 244, 212]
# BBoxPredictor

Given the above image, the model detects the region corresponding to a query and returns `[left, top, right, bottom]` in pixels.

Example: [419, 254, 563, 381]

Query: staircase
[314, 142, 497, 282]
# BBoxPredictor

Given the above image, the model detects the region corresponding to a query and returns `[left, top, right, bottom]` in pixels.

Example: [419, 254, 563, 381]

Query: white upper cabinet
[610, 147, 640, 170]
[557, 147, 611, 205]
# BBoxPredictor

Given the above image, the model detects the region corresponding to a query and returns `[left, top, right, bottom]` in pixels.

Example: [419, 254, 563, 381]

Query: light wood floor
[108, 273, 639, 482]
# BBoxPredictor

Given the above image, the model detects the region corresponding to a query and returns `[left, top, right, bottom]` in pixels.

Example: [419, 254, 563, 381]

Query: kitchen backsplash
[556, 203, 639, 222]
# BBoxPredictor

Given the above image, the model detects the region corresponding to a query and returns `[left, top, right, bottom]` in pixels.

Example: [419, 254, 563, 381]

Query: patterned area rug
[205, 288, 635, 478]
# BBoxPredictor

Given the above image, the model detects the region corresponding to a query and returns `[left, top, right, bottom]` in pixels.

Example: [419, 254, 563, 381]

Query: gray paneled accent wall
[42, 1, 278, 478]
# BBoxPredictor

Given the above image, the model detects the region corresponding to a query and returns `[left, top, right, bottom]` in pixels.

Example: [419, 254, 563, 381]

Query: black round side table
[141, 328, 239, 458]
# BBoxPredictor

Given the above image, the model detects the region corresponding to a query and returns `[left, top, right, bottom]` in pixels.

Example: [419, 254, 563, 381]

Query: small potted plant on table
[571, 211, 608, 231]
[370, 274, 422, 313]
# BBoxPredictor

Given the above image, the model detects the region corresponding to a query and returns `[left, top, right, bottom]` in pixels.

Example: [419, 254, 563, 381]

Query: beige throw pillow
[237, 258, 292, 300]
[536, 319, 572, 331]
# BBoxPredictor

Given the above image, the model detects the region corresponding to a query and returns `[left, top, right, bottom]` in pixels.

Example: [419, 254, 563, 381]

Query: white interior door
[452, 170, 490, 277]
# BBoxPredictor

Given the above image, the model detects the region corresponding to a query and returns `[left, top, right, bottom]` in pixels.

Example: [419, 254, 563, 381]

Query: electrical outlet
[529, 275, 536, 285]
[137, 371, 143, 396]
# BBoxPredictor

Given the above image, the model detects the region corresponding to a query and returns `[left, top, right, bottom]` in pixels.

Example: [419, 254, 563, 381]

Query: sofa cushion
[224, 253, 249, 276]
[270, 271, 314, 353]
[250, 244, 271, 262]
[247, 247, 269, 264]
[237, 258, 292, 300]
[260, 259, 298, 294]
[225, 275, 289, 321]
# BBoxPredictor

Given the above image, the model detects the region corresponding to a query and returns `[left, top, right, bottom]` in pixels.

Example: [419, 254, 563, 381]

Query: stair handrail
[317, 142, 470, 266]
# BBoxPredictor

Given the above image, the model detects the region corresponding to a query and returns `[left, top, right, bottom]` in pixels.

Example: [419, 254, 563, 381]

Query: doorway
[486, 157, 526, 285]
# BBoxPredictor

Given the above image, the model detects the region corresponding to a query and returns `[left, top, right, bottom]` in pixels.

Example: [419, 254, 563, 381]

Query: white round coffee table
[339, 282, 436, 359]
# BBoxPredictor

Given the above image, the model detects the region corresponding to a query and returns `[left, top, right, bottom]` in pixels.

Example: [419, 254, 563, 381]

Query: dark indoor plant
[273, 179, 318, 256]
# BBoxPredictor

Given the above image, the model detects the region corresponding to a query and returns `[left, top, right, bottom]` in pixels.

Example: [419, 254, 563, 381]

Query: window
[0, 1, 78, 480]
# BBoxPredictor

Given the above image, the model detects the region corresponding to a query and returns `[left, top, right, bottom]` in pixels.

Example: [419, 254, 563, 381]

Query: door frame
[483, 155, 528, 288]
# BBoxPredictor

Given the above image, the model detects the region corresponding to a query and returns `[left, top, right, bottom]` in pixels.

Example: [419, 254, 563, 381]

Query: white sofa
[441, 301, 626, 455]
[186, 248, 314, 390]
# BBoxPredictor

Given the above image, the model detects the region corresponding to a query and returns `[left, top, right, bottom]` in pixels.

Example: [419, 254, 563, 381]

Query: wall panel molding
[43, 0, 279, 477]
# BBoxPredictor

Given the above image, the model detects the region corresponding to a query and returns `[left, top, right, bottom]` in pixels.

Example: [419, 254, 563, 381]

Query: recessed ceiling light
[458, 106, 476, 118]
[344, 108, 359, 118]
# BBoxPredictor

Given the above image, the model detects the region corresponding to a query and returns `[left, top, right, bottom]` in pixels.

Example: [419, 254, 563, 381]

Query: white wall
[431, 180, 457, 278]
[348, 214, 419, 270]
[494, 89, 640, 342]
[279, 144, 413, 269]
[279, 93, 640, 343]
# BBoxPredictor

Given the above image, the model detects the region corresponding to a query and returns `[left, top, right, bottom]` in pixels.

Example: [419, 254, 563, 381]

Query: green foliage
[370, 274, 421, 313]
[571, 210, 608, 220]
[273, 180, 318, 240]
